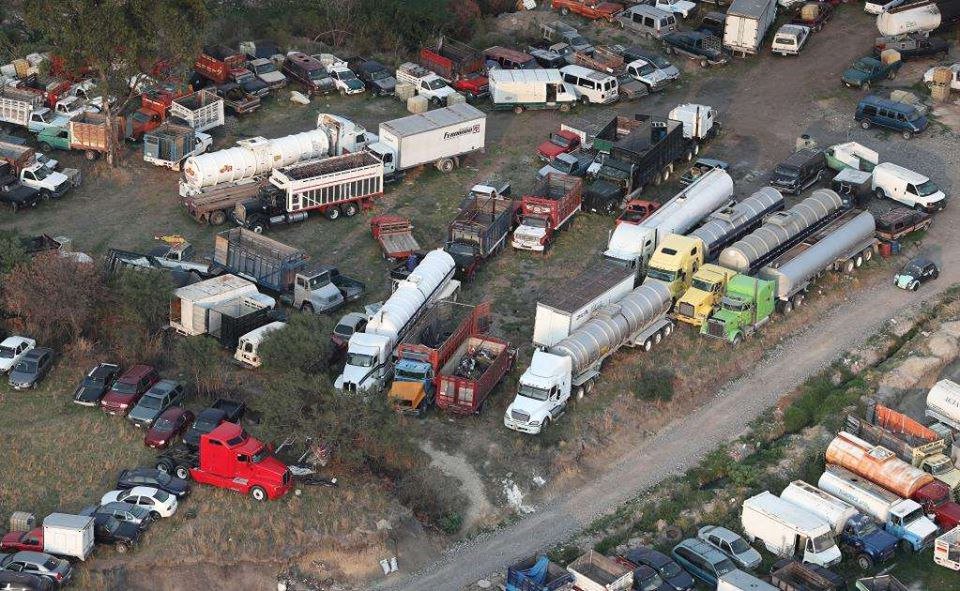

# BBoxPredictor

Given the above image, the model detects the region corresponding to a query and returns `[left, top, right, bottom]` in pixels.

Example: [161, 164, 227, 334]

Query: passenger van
[234, 321, 287, 368]
[484, 46, 538, 70]
[855, 95, 927, 139]
[618, 5, 679, 38]
[559, 65, 619, 104]
[872, 162, 946, 213]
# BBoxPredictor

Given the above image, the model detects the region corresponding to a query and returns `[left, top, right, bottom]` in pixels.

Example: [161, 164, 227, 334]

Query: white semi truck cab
[19, 162, 73, 198]
[504, 351, 573, 434]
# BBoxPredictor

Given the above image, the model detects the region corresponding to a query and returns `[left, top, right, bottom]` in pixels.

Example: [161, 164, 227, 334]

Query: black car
[116, 467, 191, 498]
[88, 514, 140, 554]
[8, 348, 55, 390]
[0, 170, 40, 213]
[0, 571, 55, 591]
[632, 564, 673, 591]
[183, 407, 228, 447]
[72, 363, 120, 407]
[238, 76, 270, 98]
[621, 547, 695, 591]
[770, 148, 826, 195]
[349, 58, 397, 96]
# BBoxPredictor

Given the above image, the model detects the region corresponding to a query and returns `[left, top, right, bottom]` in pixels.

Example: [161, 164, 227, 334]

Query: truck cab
[504, 351, 571, 434]
[396, 63, 458, 104]
[675, 264, 737, 326]
[887, 499, 938, 551]
[645, 234, 704, 301]
[335, 332, 394, 393]
[387, 358, 435, 415]
[190, 422, 291, 501]
[292, 265, 364, 314]
[839, 514, 898, 568]
[27, 107, 69, 133]
[701, 275, 775, 344]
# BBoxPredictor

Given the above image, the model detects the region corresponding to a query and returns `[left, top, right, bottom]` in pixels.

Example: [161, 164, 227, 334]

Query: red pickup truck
[419, 38, 489, 101]
[551, 0, 624, 21]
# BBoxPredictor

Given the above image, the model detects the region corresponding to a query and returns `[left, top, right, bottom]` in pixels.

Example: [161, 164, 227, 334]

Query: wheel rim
[328, 208, 340, 220]
[176, 466, 189, 479]
[861, 121, 870, 129]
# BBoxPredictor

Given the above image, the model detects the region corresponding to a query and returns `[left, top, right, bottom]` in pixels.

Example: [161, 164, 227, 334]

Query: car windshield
[346, 352, 375, 368]
[104, 515, 121, 532]
[637, 63, 656, 76]
[153, 417, 175, 430]
[518, 383, 550, 401]
[659, 561, 682, 578]
[691, 278, 715, 291]
[112, 380, 138, 394]
[715, 558, 736, 576]
[14, 360, 37, 373]
[928, 458, 951, 475]
[523, 217, 549, 229]
[915, 179, 940, 196]
[370, 70, 390, 80]
[646, 268, 676, 282]
[854, 60, 874, 73]
[0, 346, 15, 358]
[810, 532, 835, 553]
[425, 79, 446, 90]
[139, 396, 163, 409]
[903, 262, 925, 275]
[83, 376, 105, 387]
[550, 133, 573, 147]
[729, 538, 750, 553]
[639, 573, 666, 591]
[195, 417, 219, 430]
[334, 324, 354, 337]
[446, 242, 476, 258]
[340, 70, 359, 81]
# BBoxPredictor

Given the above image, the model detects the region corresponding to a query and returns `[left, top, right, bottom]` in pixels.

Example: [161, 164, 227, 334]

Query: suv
[697, 525, 762, 570]
[282, 52, 336, 95]
[350, 59, 397, 96]
[855, 95, 928, 140]
[770, 148, 826, 194]
[127, 379, 185, 428]
[670, 538, 738, 587]
[100, 364, 160, 416]
[620, 546, 695, 590]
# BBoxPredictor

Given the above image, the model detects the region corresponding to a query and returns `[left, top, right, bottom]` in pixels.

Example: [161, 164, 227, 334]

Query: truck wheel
[209, 210, 227, 226]
[250, 486, 267, 501]
[585, 379, 595, 394]
[782, 300, 794, 315]
[437, 158, 455, 173]
[860, 120, 871, 130]
[85, 150, 97, 161]
[874, 187, 886, 200]
[855, 255, 863, 268]
[39, 142, 52, 152]
[9, 203, 17, 213]
[863, 248, 873, 262]
[792, 294, 804, 309]
[619, 20, 625, 29]
[156, 459, 172, 473]
[663, 323, 673, 336]
[560, 7, 569, 14]
[175, 465, 190, 480]
[863, 81, 870, 91]
[910, 280, 919, 291]
[325, 206, 340, 220]
[575, 386, 585, 400]
[301, 302, 315, 314]
[541, 417, 551, 432]
[643, 338, 653, 352]
[901, 130, 912, 140]
[844, 259, 855, 273]
[343, 202, 359, 217]
[150, 511, 161, 521]
[857, 554, 874, 570]
[731, 333, 743, 346]
[559, 103, 571, 113]
[40, 190, 51, 201]
[699, 59, 709, 68]
[654, 331, 663, 345]
[115, 541, 129, 554]
[513, 105, 524, 114]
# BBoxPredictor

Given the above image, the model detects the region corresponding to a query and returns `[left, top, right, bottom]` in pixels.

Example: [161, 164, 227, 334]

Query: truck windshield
[369, 70, 390, 81]
[691, 278, 715, 291]
[250, 446, 269, 463]
[635, 63, 656, 76]
[549, 157, 574, 174]
[31, 166, 50, 180]
[307, 274, 330, 289]
[522, 217, 549, 229]
[646, 268, 676, 282]
[139, 396, 163, 409]
[857, 520, 879, 535]
[255, 62, 277, 74]
[517, 383, 550, 401]
[550, 133, 573, 148]
[928, 459, 951, 475]
[425, 78, 447, 90]
[598, 165, 629, 181]
[774, 165, 798, 179]
[396, 367, 428, 380]
[346, 352, 376, 368]
[720, 297, 749, 311]
[902, 507, 925, 524]
[915, 180, 941, 197]
[810, 532, 835, 553]
[447, 242, 477, 258]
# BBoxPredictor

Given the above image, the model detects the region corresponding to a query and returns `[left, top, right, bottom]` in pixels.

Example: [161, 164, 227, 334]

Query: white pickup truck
[18, 161, 79, 199]
[396, 62, 459, 105]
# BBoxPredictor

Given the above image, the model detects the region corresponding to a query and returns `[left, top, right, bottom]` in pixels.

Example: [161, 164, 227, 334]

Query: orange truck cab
[190, 422, 292, 501]
[616, 200, 660, 225]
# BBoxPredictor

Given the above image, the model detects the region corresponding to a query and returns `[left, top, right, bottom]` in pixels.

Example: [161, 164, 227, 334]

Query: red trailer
[419, 37, 489, 100]
[436, 334, 515, 414]
[511, 173, 582, 252]
[195, 46, 247, 85]
[370, 215, 421, 260]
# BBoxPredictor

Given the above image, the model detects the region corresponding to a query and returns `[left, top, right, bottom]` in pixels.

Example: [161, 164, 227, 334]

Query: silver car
[0, 551, 73, 588]
[698, 525, 762, 570]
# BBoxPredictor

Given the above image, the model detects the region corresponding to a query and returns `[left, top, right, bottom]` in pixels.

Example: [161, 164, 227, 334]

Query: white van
[489, 69, 578, 112]
[741, 491, 842, 567]
[559, 65, 619, 104]
[617, 5, 679, 39]
[234, 321, 287, 368]
[872, 162, 946, 213]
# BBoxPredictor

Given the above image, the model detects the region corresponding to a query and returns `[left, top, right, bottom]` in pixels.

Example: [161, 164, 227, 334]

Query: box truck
[723, 0, 779, 56]
[741, 491, 841, 567]
[143, 122, 212, 170]
[169, 274, 262, 336]
[488, 68, 577, 113]
[366, 103, 486, 179]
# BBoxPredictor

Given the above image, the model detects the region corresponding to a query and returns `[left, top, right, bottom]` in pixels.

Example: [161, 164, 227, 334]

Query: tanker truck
[877, 0, 960, 37]
[603, 167, 734, 273]
[334, 250, 460, 393]
[504, 280, 673, 434]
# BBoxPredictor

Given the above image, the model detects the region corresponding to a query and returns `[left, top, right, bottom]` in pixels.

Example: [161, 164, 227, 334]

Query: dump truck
[126, 88, 176, 140]
[505, 280, 673, 434]
[566, 550, 633, 591]
[511, 174, 582, 252]
[757, 209, 877, 314]
[445, 185, 517, 280]
[0, 87, 66, 133]
[419, 37, 489, 100]
[143, 122, 212, 170]
[36, 112, 123, 159]
[233, 152, 384, 232]
[211, 228, 364, 314]
[387, 302, 490, 415]
[701, 274, 776, 344]
[366, 104, 486, 179]
[195, 45, 247, 85]
[934, 526, 960, 571]
[603, 167, 734, 272]
[719, 189, 848, 275]
[335, 250, 460, 393]
[533, 260, 637, 349]
[168, 89, 225, 132]
[436, 332, 514, 415]
[768, 560, 847, 591]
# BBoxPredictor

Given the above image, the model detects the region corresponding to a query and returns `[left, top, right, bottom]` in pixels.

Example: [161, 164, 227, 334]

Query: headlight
[529, 420, 541, 427]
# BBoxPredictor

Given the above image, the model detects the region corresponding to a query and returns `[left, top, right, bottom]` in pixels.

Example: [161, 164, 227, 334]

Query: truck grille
[705, 319, 725, 338]
[511, 410, 530, 423]
[677, 302, 695, 319]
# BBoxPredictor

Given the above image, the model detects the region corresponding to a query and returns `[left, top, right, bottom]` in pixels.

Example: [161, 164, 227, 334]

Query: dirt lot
[1, 4, 959, 591]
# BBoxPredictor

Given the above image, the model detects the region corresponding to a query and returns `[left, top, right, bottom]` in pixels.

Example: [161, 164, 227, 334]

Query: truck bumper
[512, 239, 545, 252]
[504, 417, 542, 434]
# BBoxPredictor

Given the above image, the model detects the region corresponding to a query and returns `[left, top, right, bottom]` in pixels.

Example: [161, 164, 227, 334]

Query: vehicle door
[134, 495, 156, 512]
[903, 182, 922, 205]
[170, 385, 185, 406]
[548, 386, 565, 418]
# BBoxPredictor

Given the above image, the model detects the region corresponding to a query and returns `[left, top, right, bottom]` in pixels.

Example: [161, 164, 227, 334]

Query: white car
[923, 63, 960, 91]
[101, 486, 178, 519]
[650, 0, 696, 18]
[771, 24, 811, 56]
[328, 67, 366, 95]
[0, 336, 36, 373]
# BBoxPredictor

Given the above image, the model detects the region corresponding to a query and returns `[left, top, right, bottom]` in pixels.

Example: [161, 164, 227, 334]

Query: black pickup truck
[663, 31, 729, 67]
[0, 163, 40, 212]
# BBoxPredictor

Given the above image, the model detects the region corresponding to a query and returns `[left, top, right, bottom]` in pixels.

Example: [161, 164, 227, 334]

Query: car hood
[74, 385, 103, 401]
[7, 370, 34, 384]
[127, 406, 160, 422]
[114, 520, 142, 542]
[842, 68, 868, 83]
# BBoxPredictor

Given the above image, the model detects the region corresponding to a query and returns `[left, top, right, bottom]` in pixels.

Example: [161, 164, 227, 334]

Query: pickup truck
[663, 31, 729, 67]
[213, 82, 261, 115]
[0, 160, 78, 200]
[875, 207, 931, 241]
[842, 56, 901, 89]
[537, 151, 596, 181]
[551, 0, 625, 21]
[0, 169, 40, 212]
[105, 240, 213, 277]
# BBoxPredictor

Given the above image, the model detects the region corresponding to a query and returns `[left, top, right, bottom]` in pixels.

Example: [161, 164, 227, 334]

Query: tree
[111, 269, 173, 333]
[258, 313, 332, 374]
[1, 254, 105, 344]
[174, 336, 227, 398]
[25, 0, 208, 166]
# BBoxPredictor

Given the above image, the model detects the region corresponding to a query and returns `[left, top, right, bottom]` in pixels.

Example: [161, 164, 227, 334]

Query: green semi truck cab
[701, 274, 775, 344]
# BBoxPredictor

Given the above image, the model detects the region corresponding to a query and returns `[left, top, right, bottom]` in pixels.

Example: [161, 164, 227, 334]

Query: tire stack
[930, 67, 953, 103]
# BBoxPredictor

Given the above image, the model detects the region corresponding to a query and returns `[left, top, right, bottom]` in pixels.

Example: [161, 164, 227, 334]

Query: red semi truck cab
[418, 38, 489, 100]
[914, 481, 960, 530]
[190, 422, 292, 501]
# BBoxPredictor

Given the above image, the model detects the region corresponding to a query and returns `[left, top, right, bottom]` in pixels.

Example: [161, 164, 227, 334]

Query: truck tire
[782, 300, 794, 315]
[325, 206, 341, 220]
[855, 254, 863, 268]
[175, 465, 190, 480]
[85, 150, 97, 161]
[731, 333, 743, 346]
[699, 59, 709, 68]
[115, 541, 129, 554]
[343, 202, 359, 217]
[575, 386, 585, 400]
[40, 190, 51, 201]
[9, 203, 17, 213]
[856, 554, 874, 570]
[541, 417, 551, 432]
[585, 379, 595, 394]
[910, 280, 919, 291]
[843, 259, 855, 273]
[663, 323, 673, 336]
[559, 103, 571, 113]
[249, 216, 267, 233]
[250, 486, 267, 501]
[39, 142, 52, 152]
[209, 210, 227, 226]
[301, 302, 315, 314]
[513, 105, 524, 114]
[901, 130, 912, 140]
[150, 511, 161, 520]
[156, 459, 173, 473]
[874, 187, 886, 200]
[643, 338, 653, 352]
[861, 120, 871, 130]
[437, 158, 455, 173]
[791, 293, 804, 309]
[560, 7, 569, 14]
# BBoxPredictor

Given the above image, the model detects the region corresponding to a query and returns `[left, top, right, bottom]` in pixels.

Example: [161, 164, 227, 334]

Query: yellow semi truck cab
[675, 264, 738, 326]
[645, 234, 704, 301]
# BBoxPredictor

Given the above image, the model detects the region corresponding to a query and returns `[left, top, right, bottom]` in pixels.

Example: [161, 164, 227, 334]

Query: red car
[0, 528, 42, 552]
[536, 129, 581, 161]
[100, 364, 159, 416]
[145, 407, 195, 449]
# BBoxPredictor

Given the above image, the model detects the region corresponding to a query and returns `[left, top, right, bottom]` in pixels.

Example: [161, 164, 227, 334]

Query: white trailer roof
[173, 274, 255, 301]
[489, 69, 563, 84]
[744, 491, 831, 532]
[381, 103, 484, 138]
[44, 513, 94, 529]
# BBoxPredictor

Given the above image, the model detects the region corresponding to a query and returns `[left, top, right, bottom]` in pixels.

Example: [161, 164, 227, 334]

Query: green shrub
[635, 369, 676, 402]
[258, 313, 332, 374]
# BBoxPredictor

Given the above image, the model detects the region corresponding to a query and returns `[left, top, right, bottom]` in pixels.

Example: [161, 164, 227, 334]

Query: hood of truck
[676, 288, 712, 317]
[39, 169, 69, 188]
[585, 179, 623, 206]
[537, 140, 569, 160]
[514, 224, 547, 244]
[388, 380, 426, 407]
[507, 391, 552, 422]
[905, 514, 938, 541]
[861, 527, 898, 554]
[604, 222, 649, 263]
[254, 454, 290, 483]
[374, 77, 397, 92]
[258, 70, 286, 85]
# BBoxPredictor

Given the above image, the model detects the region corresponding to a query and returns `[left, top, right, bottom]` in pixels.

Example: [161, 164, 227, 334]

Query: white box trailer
[533, 260, 636, 348]
[169, 274, 261, 336]
[780, 480, 859, 535]
[927, 379, 960, 432]
[741, 491, 842, 567]
[935, 526, 960, 571]
[718, 571, 779, 591]
[368, 103, 486, 178]
[169, 89, 225, 132]
[724, 0, 779, 56]
[43, 513, 95, 561]
[488, 69, 577, 113]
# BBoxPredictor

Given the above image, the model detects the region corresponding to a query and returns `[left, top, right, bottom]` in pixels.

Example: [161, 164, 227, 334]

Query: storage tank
[550, 280, 672, 375]
[719, 189, 845, 273]
[818, 465, 904, 524]
[366, 249, 455, 341]
[780, 480, 859, 535]
[181, 129, 332, 189]
[877, 0, 960, 36]
[641, 168, 735, 236]
[759, 210, 875, 300]
[825, 432, 935, 498]
[926, 379, 960, 427]
[690, 187, 785, 260]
